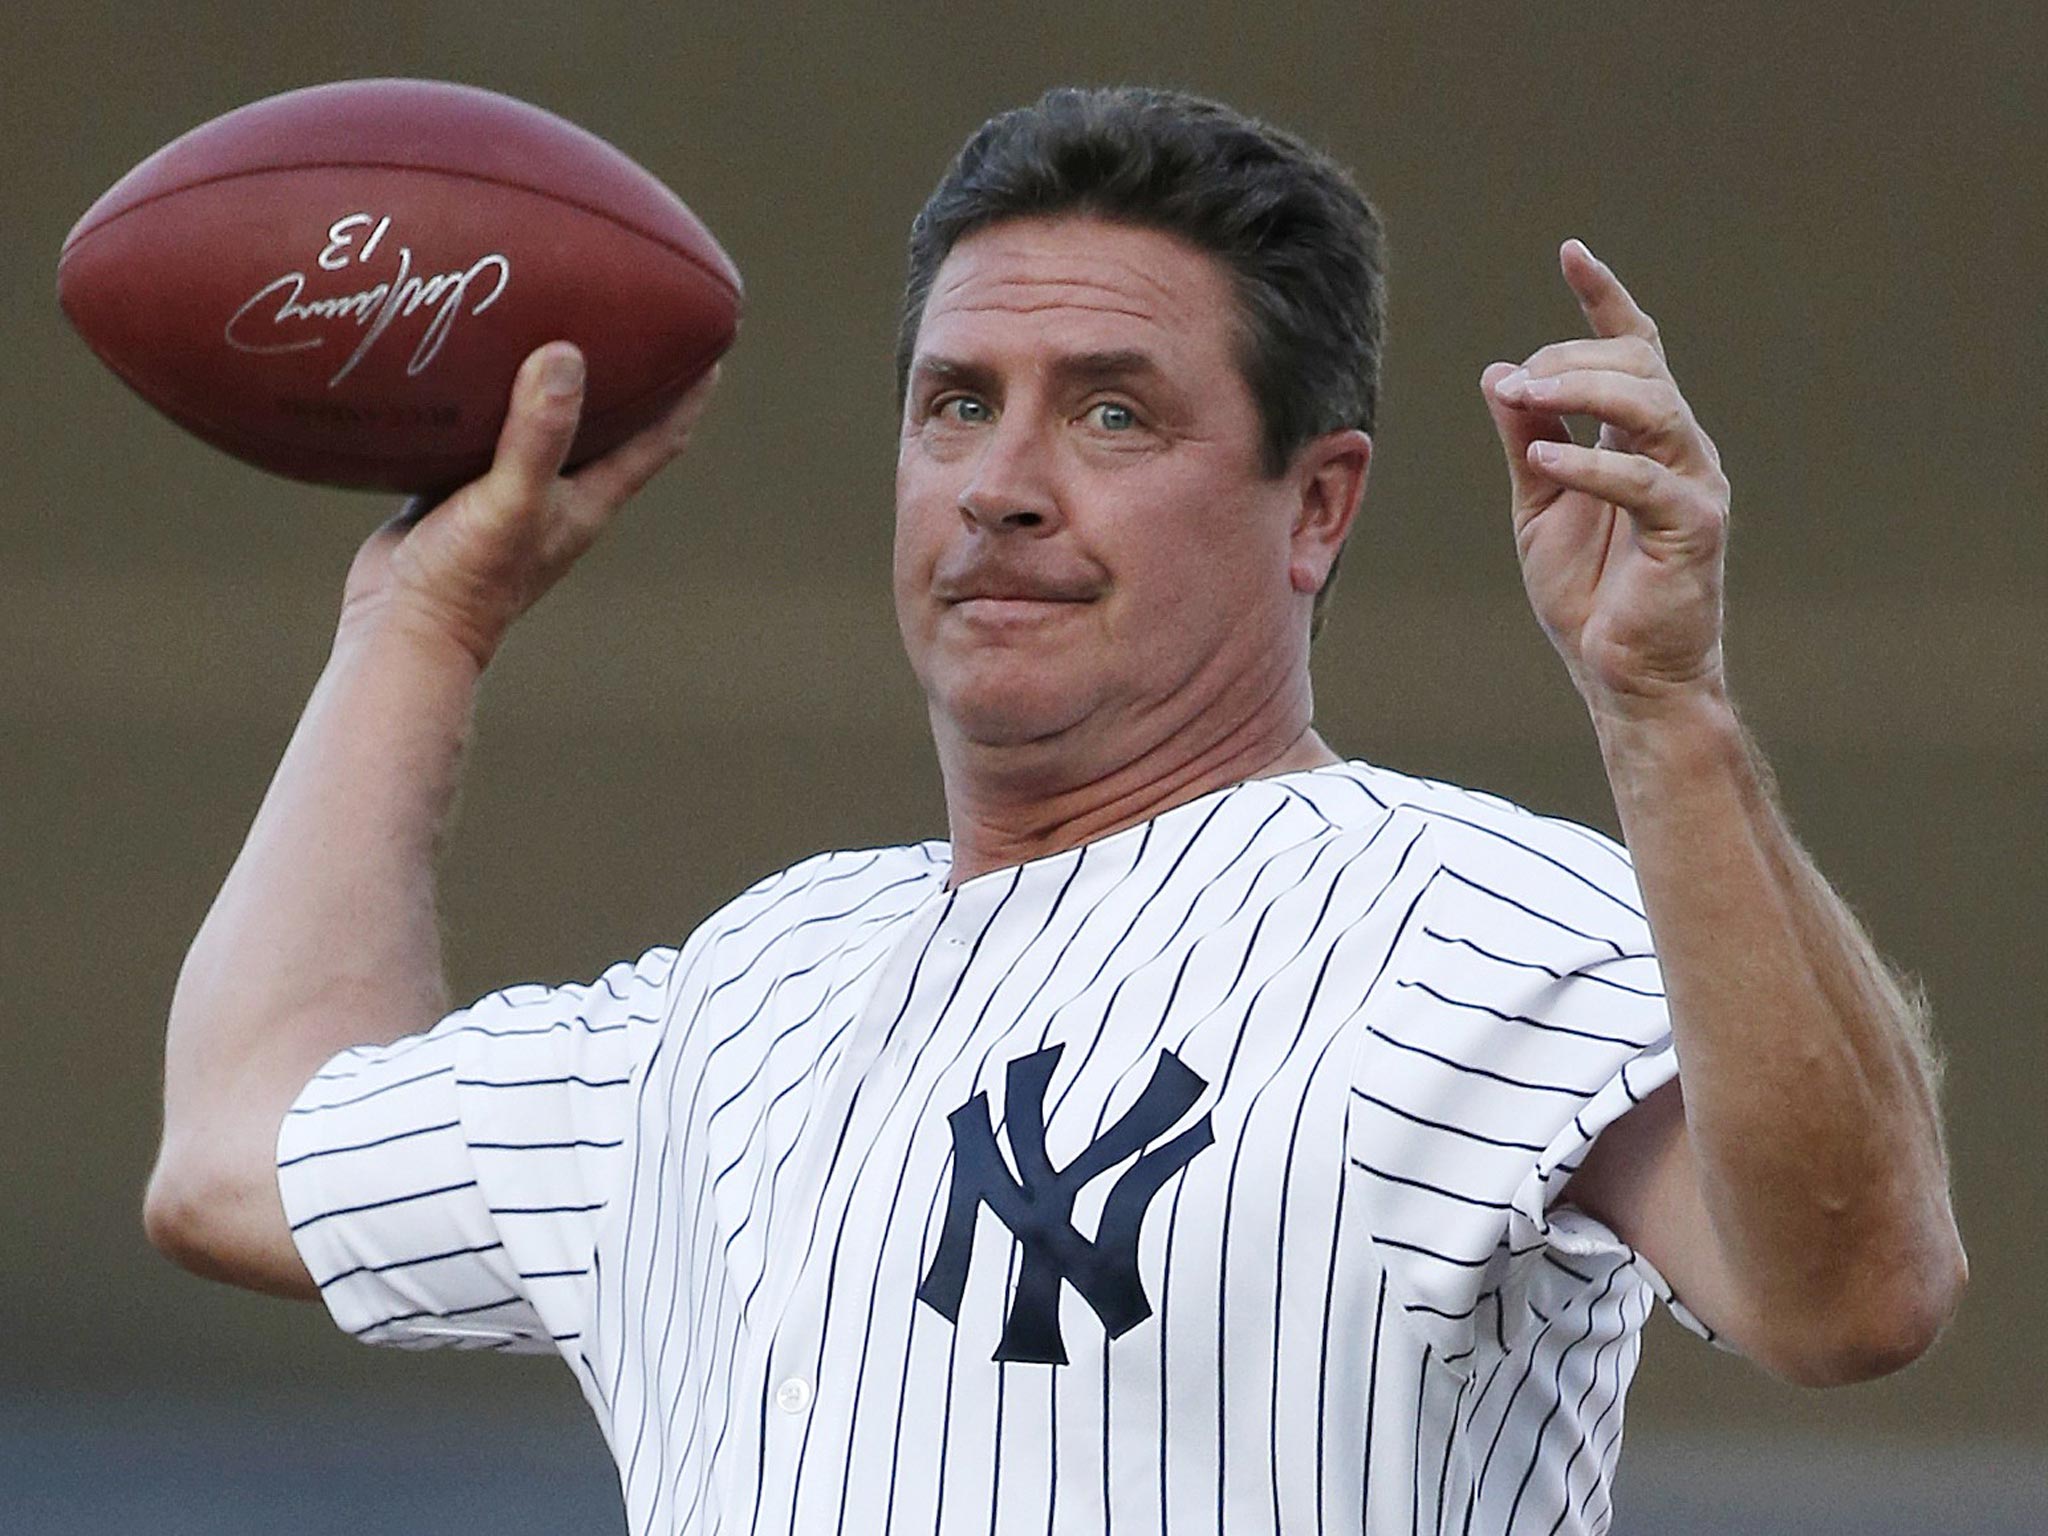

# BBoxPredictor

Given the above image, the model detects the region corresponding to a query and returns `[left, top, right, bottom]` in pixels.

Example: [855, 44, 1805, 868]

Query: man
[145, 88, 1963, 1534]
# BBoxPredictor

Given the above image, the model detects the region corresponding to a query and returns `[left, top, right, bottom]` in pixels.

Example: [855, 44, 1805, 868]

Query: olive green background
[4, 0, 2042, 1518]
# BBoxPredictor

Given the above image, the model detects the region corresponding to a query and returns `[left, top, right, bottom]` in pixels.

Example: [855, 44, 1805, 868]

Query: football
[58, 78, 742, 494]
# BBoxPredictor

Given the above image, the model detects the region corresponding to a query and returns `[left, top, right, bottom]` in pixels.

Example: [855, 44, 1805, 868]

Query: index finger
[566, 362, 722, 512]
[1560, 238, 1663, 355]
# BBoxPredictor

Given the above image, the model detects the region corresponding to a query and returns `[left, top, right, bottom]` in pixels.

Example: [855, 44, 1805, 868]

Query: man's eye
[938, 396, 992, 424]
[1087, 402, 1138, 432]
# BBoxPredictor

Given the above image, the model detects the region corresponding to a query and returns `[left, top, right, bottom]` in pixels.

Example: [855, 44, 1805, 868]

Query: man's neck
[937, 720, 1341, 888]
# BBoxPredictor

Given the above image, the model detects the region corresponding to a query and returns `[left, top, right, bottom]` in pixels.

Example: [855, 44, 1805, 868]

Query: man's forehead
[917, 216, 1235, 358]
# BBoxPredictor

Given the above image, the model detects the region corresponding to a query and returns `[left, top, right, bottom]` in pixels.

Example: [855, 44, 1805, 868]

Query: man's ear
[1289, 429, 1371, 597]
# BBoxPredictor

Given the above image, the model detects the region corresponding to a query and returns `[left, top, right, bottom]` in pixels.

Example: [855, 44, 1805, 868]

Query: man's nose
[958, 415, 1060, 533]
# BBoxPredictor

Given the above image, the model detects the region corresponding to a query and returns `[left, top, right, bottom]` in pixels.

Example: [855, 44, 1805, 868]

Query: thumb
[485, 343, 587, 503]
[1480, 361, 1571, 515]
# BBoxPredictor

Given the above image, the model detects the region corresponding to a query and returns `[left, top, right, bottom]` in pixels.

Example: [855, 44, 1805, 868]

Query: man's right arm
[143, 343, 719, 1297]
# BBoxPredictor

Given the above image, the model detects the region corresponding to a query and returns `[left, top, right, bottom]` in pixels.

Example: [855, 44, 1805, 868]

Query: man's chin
[928, 682, 1093, 754]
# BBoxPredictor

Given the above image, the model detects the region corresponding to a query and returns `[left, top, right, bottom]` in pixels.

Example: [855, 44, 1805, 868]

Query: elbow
[142, 1154, 230, 1280]
[143, 1143, 314, 1298]
[1758, 1235, 1969, 1388]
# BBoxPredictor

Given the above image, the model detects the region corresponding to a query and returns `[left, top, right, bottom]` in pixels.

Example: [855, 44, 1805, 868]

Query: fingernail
[1529, 440, 1561, 465]
[1497, 368, 1530, 397]
[541, 349, 585, 398]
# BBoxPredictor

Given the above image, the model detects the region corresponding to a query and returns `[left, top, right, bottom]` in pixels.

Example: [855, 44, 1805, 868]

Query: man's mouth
[935, 576, 1099, 606]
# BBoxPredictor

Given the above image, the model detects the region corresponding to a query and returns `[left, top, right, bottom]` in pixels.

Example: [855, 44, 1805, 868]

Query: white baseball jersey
[277, 760, 1705, 1535]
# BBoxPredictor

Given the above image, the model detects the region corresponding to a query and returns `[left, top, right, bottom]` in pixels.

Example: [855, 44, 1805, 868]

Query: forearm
[150, 608, 484, 1287]
[1595, 688, 1964, 1350]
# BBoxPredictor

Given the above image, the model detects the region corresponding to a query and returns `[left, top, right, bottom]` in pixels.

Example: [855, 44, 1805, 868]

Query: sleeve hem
[275, 1037, 545, 1349]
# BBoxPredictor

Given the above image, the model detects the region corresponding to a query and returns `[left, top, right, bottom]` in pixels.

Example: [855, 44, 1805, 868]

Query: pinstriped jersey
[276, 760, 1701, 1534]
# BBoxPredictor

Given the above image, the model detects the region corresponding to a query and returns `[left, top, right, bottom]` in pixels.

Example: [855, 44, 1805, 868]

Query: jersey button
[774, 1377, 813, 1415]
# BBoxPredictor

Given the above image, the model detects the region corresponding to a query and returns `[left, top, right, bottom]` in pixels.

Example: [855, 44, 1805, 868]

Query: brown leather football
[58, 78, 742, 493]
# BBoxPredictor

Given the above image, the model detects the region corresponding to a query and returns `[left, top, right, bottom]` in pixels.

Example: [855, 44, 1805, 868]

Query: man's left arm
[1481, 241, 1966, 1386]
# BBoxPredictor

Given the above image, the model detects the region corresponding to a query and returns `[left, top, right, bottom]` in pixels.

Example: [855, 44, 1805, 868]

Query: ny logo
[917, 1044, 1214, 1365]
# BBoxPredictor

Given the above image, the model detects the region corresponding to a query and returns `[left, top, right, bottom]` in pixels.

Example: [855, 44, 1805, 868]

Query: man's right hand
[341, 341, 722, 668]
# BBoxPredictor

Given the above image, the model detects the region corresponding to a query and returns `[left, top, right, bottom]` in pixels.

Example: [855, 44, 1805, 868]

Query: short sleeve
[275, 946, 677, 1354]
[1343, 813, 1705, 1367]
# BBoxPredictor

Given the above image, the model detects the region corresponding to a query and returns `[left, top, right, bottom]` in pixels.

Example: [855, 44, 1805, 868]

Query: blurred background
[4, 1, 2041, 1530]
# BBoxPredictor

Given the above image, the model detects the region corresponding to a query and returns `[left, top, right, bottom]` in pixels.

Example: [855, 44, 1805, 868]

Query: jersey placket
[742, 876, 988, 1511]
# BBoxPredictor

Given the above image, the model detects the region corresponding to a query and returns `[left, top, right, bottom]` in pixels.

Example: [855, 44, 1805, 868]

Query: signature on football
[224, 212, 511, 387]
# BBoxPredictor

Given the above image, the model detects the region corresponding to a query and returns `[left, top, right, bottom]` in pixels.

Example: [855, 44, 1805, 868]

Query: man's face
[894, 215, 1337, 774]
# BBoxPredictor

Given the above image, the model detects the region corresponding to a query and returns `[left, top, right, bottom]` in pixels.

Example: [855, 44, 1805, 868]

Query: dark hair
[897, 87, 1387, 635]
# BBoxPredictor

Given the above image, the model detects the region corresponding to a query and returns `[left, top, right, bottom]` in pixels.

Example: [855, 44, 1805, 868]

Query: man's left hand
[1482, 240, 1731, 719]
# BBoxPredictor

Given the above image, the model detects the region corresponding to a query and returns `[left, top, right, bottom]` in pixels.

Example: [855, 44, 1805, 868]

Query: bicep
[278, 1032, 544, 1345]
[272, 955, 672, 1348]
